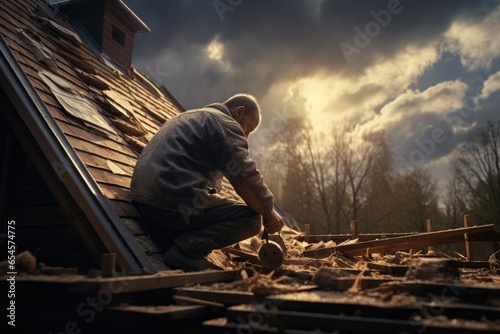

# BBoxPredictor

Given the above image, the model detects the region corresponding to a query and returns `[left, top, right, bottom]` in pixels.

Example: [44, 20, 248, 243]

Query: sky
[125, 0, 500, 196]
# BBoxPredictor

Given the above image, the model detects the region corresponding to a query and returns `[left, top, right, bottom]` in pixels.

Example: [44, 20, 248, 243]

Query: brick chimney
[57, 0, 150, 70]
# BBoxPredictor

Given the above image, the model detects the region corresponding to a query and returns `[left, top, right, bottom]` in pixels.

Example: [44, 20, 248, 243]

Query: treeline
[255, 117, 500, 257]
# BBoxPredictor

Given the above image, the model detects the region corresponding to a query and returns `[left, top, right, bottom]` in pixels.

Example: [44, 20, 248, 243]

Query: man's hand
[263, 210, 285, 234]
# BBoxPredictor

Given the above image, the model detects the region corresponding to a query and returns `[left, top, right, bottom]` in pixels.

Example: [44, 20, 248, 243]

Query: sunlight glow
[282, 44, 439, 135]
[206, 38, 232, 70]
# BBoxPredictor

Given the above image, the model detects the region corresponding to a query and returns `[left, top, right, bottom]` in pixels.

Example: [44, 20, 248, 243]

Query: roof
[0, 0, 295, 275]
[0, 0, 179, 273]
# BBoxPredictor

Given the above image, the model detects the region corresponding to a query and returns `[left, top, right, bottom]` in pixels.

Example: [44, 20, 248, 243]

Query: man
[129, 93, 284, 271]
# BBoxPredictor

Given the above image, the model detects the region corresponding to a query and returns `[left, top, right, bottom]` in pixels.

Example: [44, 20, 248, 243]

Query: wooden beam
[424, 218, 432, 253]
[12, 270, 240, 295]
[350, 220, 358, 238]
[464, 215, 473, 260]
[265, 290, 500, 322]
[296, 232, 415, 244]
[314, 276, 400, 291]
[303, 224, 495, 258]
[211, 303, 500, 334]
[366, 262, 409, 277]
[174, 287, 255, 306]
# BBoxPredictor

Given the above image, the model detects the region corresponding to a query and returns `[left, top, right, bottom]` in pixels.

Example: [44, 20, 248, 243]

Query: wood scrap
[123, 133, 146, 153]
[489, 249, 500, 272]
[0, 250, 37, 274]
[347, 264, 367, 294]
[79, 71, 110, 90]
[303, 224, 496, 258]
[109, 115, 147, 137]
[228, 268, 300, 296]
[404, 258, 460, 283]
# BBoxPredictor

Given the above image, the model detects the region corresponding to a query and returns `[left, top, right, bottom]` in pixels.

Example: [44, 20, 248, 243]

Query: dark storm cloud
[124, 0, 500, 194]
[127, 0, 496, 82]
[127, 0, 497, 109]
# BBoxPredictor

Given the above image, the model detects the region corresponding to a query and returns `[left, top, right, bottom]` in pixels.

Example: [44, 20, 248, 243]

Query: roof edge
[0, 35, 154, 274]
[116, 0, 150, 34]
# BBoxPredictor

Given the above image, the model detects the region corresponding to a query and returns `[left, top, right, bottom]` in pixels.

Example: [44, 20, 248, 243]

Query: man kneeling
[129, 94, 284, 271]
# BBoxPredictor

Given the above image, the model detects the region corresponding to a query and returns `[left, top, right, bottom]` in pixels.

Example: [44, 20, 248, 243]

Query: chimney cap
[47, 0, 150, 34]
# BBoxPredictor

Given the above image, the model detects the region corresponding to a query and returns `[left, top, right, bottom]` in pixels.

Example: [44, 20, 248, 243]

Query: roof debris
[39, 70, 118, 136]
[16, 28, 57, 71]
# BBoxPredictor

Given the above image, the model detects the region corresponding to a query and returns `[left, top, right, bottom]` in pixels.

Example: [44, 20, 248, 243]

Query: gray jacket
[129, 103, 274, 218]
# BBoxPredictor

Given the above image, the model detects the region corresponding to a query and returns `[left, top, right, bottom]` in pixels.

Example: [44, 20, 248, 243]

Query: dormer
[53, 0, 150, 70]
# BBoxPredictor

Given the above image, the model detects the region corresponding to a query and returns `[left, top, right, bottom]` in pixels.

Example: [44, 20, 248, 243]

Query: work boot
[163, 244, 223, 272]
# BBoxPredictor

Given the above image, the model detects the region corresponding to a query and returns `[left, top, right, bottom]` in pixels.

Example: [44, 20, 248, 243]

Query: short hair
[223, 93, 261, 114]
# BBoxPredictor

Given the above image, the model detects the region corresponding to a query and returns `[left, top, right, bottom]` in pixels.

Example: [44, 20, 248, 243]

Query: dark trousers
[135, 202, 262, 257]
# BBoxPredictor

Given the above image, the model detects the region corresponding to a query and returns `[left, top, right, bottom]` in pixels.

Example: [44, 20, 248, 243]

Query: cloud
[125, 0, 500, 195]
[354, 80, 469, 165]
[127, 0, 497, 109]
[480, 70, 500, 99]
[445, 6, 500, 70]
[273, 43, 439, 134]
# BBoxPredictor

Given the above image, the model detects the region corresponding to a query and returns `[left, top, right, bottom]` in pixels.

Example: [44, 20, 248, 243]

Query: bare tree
[328, 127, 348, 233]
[358, 132, 399, 232]
[281, 118, 337, 233]
[331, 130, 390, 230]
[452, 119, 500, 227]
[388, 167, 441, 232]
[444, 174, 469, 229]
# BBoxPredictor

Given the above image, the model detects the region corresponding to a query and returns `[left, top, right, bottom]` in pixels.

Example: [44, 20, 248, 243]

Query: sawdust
[231, 269, 301, 296]
[198, 268, 302, 297]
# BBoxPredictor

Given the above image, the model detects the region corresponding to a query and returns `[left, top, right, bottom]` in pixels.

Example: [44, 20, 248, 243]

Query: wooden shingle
[0, 0, 188, 273]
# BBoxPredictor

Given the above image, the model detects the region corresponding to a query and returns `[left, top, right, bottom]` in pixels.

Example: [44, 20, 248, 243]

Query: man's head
[224, 94, 261, 139]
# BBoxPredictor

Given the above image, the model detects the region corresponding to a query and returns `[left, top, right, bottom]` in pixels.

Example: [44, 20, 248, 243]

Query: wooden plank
[314, 276, 400, 291]
[105, 304, 206, 321]
[265, 290, 500, 322]
[383, 281, 500, 300]
[464, 215, 473, 260]
[174, 287, 255, 306]
[296, 232, 415, 243]
[350, 220, 358, 238]
[366, 262, 409, 277]
[303, 225, 496, 257]
[12, 270, 240, 295]
[218, 304, 500, 334]
[448, 260, 491, 269]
